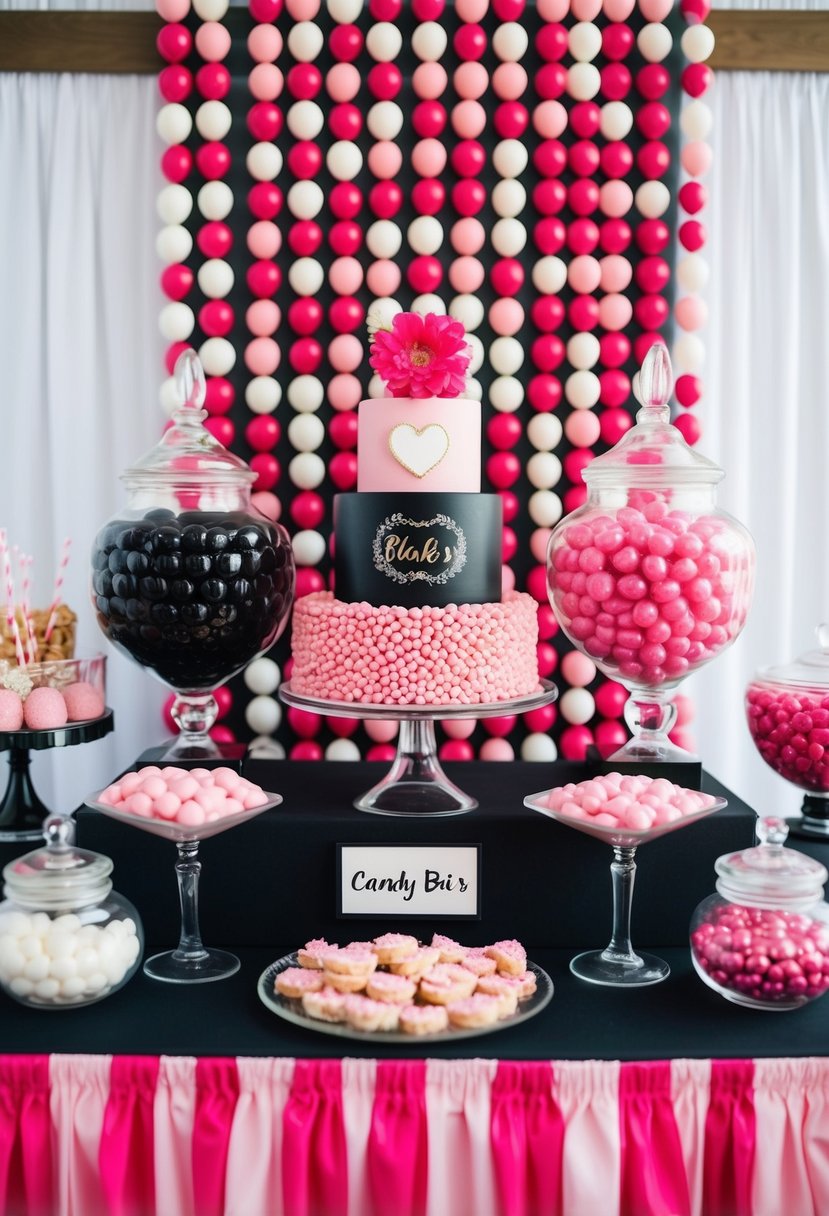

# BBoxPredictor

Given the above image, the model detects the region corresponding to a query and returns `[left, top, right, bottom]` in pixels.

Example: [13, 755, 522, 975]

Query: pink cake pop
[23, 688, 68, 731]
[0, 690, 24, 731]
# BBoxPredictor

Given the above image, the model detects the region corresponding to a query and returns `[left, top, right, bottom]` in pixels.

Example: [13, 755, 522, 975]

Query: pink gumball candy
[23, 687, 68, 731]
[0, 689, 23, 731]
[63, 682, 105, 723]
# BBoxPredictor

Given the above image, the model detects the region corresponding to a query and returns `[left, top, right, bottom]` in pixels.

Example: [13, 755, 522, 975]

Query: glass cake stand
[280, 679, 557, 816]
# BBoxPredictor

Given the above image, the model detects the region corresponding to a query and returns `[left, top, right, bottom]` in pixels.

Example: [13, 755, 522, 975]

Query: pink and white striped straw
[18, 553, 36, 664]
[43, 537, 71, 644]
[0, 531, 26, 667]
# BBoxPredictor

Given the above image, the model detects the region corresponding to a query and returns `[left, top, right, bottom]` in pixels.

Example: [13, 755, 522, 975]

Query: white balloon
[159, 376, 181, 416]
[155, 224, 192, 264]
[408, 215, 443, 256]
[521, 733, 558, 762]
[489, 337, 524, 376]
[367, 22, 403, 61]
[246, 376, 281, 414]
[326, 0, 361, 19]
[488, 376, 524, 413]
[366, 220, 401, 259]
[158, 302, 195, 342]
[600, 101, 633, 141]
[367, 101, 403, 141]
[199, 337, 236, 376]
[637, 22, 673, 63]
[681, 99, 713, 140]
[326, 140, 363, 181]
[527, 412, 563, 452]
[287, 100, 324, 140]
[246, 142, 282, 181]
[532, 256, 567, 295]
[288, 413, 325, 452]
[526, 451, 562, 490]
[681, 23, 715, 63]
[491, 218, 527, 258]
[492, 139, 528, 179]
[245, 695, 281, 736]
[198, 259, 234, 299]
[288, 21, 324, 62]
[463, 332, 483, 374]
[325, 738, 361, 761]
[464, 377, 483, 401]
[560, 688, 596, 726]
[676, 254, 709, 294]
[673, 333, 706, 373]
[568, 21, 602, 62]
[287, 180, 324, 219]
[411, 21, 447, 61]
[292, 529, 327, 566]
[193, 0, 228, 19]
[287, 375, 324, 413]
[565, 370, 601, 409]
[636, 181, 670, 219]
[244, 656, 281, 695]
[567, 333, 600, 371]
[197, 180, 233, 221]
[156, 184, 192, 225]
[411, 293, 446, 316]
[195, 100, 232, 141]
[528, 489, 563, 528]
[567, 63, 600, 100]
[289, 257, 324, 297]
[491, 179, 526, 219]
[449, 294, 485, 332]
[492, 22, 529, 62]
[367, 373, 386, 398]
[156, 103, 192, 145]
[289, 452, 326, 489]
[366, 297, 402, 335]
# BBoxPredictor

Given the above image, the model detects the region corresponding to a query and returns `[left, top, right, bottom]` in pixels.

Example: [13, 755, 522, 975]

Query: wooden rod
[0, 9, 827, 74]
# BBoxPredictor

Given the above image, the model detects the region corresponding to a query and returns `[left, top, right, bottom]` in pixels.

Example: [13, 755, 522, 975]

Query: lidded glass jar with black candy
[91, 352, 295, 756]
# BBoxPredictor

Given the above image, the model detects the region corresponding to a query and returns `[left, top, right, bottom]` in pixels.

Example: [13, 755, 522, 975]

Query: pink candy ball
[23, 687, 68, 731]
[0, 689, 23, 731]
[63, 682, 105, 723]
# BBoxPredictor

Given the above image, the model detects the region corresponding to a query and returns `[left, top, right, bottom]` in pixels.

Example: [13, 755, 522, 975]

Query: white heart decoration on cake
[388, 423, 450, 479]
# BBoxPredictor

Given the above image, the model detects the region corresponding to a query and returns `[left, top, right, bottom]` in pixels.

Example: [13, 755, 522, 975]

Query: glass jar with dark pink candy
[746, 627, 829, 836]
[690, 817, 829, 1011]
[546, 344, 755, 763]
[90, 352, 295, 759]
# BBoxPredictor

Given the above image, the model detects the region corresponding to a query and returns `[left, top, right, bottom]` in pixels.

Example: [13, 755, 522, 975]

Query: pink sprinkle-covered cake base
[290, 591, 540, 706]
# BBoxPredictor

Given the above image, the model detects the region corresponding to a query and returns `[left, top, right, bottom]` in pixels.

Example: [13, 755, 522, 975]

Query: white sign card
[337, 844, 481, 920]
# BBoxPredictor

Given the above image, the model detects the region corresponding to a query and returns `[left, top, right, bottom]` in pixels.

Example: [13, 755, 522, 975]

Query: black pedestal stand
[0, 712, 114, 842]
[789, 793, 829, 840]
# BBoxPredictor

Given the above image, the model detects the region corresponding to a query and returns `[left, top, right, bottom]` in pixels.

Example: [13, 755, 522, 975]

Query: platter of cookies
[257, 933, 553, 1043]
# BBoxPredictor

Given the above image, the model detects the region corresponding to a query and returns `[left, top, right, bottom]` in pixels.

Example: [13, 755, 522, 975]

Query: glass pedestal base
[280, 680, 557, 817]
[144, 947, 240, 984]
[570, 948, 671, 987]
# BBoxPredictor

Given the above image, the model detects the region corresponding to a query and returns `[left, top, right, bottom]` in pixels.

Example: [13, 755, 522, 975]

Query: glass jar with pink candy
[745, 626, 829, 837]
[546, 345, 756, 763]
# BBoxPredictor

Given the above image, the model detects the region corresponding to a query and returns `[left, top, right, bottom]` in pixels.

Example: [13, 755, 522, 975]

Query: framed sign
[337, 843, 482, 920]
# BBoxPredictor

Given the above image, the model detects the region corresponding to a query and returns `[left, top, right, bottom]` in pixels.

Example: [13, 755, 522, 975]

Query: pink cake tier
[290, 591, 539, 705]
[357, 398, 481, 493]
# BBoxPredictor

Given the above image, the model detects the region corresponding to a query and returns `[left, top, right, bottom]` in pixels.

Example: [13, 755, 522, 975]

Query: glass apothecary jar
[0, 816, 143, 1008]
[90, 352, 295, 757]
[690, 817, 829, 1011]
[546, 345, 755, 762]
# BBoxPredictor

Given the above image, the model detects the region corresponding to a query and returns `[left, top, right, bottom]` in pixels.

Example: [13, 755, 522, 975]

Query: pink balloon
[248, 24, 282, 63]
[247, 221, 281, 259]
[328, 257, 363, 297]
[568, 255, 601, 294]
[328, 333, 362, 373]
[451, 217, 485, 256]
[365, 719, 399, 742]
[599, 254, 632, 293]
[246, 300, 280, 337]
[560, 651, 596, 686]
[195, 22, 231, 63]
[455, 0, 488, 19]
[489, 297, 524, 336]
[156, 0, 190, 20]
[492, 63, 527, 101]
[413, 63, 448, 101]
[599, 180, 633, 218]
[571, 0, 602, 16]
[449, 256, 484, 293]
[681, 141, 713, 178]
[638, 0, 672, 18]
[327, 373, 361, 411]
[602, 0, 635, 17]
[367, 141, 403, 180]
[251, 491, 281, 521]
[440, 740, 475, 762]
[452, 100, 487, 140]
[366, 260, 401, 297]
[534, 100, 567, 139]
[249, 64, 282, 101]
[454, 62, 489, 101]
[597, 293, 633, 331]
[565, 410, 601, 448]
[479, 738, 514, 761]
[537, 0, 569, 17]
[245, 337, 280, 376]
[411, 138, 447, 178]
[501, 565, 516, 594]
[441, 718, 477, 739]
[327, 64, 360, 103]
[286, 0, 320, 16]
[530, 528, 552, 564]
[675, 295, 708, 331]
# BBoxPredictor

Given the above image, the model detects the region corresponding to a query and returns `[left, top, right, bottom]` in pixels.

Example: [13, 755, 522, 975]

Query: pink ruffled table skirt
[3, 1054, 828, 1216]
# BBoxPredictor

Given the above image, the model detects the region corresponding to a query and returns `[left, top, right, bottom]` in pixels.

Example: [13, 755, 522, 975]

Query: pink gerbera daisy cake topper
[368, 310, 472, 399]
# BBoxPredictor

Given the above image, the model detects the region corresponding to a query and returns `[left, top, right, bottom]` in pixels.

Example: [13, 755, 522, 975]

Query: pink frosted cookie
[0, 689, 23, 731]
[302, 986, 348, 1023]
[365, 972, 417, 1004]
[419, 963, 477, 1005]
[477, 971, 536, 1001]
[485, 940, 527, 977]
[373, 932, 419, 965]
[322, 969, 370, 994]
[298, 939, 337, 969]
[321, 947, 378, 977]
[431, 933, 467, 964]
[399, 1004, 449, 1036]
[446, 994, 501, 1029]
[275, 967, 324, 999]
[344, 994, 401, 1032]
[389, 946, 441, 978]
[62, 681, 105, 722]
[478, 983, 519, 1019]
[23, 686, 68, 730]
[461, 949, 498, 978]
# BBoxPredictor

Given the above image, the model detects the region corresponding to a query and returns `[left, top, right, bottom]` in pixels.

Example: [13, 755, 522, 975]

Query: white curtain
[0, 71, 166, 814]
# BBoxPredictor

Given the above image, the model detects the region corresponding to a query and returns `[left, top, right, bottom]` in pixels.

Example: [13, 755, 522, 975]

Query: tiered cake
[290, 312, 539, 705]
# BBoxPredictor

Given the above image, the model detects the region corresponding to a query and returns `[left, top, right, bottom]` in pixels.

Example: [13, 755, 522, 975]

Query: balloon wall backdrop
[155, 0, 714, 762]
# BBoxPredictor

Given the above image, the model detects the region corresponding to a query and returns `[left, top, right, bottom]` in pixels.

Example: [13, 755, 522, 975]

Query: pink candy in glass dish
[745, 626, 829, 836]
[690, 817, 829, 1011]
[546, 345, 755, 762]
